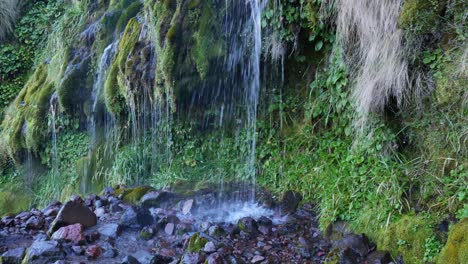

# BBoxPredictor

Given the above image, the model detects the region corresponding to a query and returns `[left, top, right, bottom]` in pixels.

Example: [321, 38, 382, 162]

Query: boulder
[23, 240, 63, 263]
[25, 216, 44, 230]
[120, 206, 153, 228]
[237, 217, 258, 234]
[51, 224, 85, 244]
[47, 200, 97, 236]
[121, 255, 140, 264]
[0, 247, 25, 264]
[139, 191, 175, 209]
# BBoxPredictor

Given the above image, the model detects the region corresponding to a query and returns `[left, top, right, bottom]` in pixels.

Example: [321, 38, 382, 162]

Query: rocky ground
[0, 186, 398, 264]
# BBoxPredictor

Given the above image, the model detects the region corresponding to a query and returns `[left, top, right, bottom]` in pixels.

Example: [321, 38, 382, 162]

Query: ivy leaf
[315, 41, 323, 51]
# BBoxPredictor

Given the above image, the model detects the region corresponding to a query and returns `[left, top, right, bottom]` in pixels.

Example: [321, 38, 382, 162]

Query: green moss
[438, 218, 468, 264]
[399, 0, 447, 34]
[114, 186, 155, 204]
[104, 18, 141, 116]
[57, 57, 92, 113]
[1, 64, 55, 156]
[191, 2, 224, 79]
[187, 233, 208, 253]
[115, 2, 143, 33]
[377, 214, 436, 264]
[0, 186, 31, 216]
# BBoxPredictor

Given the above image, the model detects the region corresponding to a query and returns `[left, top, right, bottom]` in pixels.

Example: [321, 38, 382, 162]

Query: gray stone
[280, 190, 302, 215]
[203, 241, 216, 253]
[133, 250, 153, 264]
[120, 207, 153, 228]
[139, 191, 175, 209]
[182, 199, 195, 215]
[47, 200, 97, 236]
[121, 255, 141, 264]
[23, 240, 63, 263]
[1, 247, 25, 264]
[164, 223, 175, 235]
[251, 255, 265, 263]
[98, 223, 122, 238]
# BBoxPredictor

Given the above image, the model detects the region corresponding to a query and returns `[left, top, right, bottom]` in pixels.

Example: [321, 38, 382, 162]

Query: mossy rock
[187, 233, 208, 253]
[437, 218, 468, 264]
[104, 18, 141, 116]
[377, 214, 436, 264]
[114, 186, 155, 204]
[399, 0, 447, 33]
[1, 64, 54, 156]
[0, 187, 30, 216]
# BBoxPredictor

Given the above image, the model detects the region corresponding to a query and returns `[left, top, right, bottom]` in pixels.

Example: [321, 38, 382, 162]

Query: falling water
[49, 92, 59, 173]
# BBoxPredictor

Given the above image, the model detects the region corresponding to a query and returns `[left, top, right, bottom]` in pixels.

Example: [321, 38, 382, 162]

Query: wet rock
[16, 211, 32, 221]
[85, 245, 102, 259]
[325, 221, 350, 241]
[182, 199, 195, 215]
[205, 253, 224, 264]
[257, 216, 273, 227]
[151, 254, 173, 264]
[47, 200, 97, 236]
[110, 203, 123, 213]
[1, 216, 14, 227]
[280, 190, 302, 215]
[120, 206, 153, 228]
[332, 234, 371, 258]
[366, 251, 392, 264]
[0, 247, 25, 264]
[238, 217, 258, 234]
[103, 187, 114, 196]
[165, 223, 175, 235]
[208, 225, 225, 237]
[180, 252, 203, 264]
[98, 223, 122, 238]
[139, 226, 155, 240]
[101, 242, 118, 258]
[177, 223, 194, 235]
[51, 223, 85, 244]
[71, 246, 83, 255]
[23, 240, 63, 263]
[133, 250, 153, 264]
[139, 191, 175, 209]
[121, 255, 140, 264]
[94, 208, 106, 218]
[25, 216, 45, 230]
[251, 255, 265, 263]
[203, 241, 216, 253]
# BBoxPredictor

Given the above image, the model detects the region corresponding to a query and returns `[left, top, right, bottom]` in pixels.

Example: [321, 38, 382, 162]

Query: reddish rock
[52, 224, 85, 244]
[85, 245, 102, 259]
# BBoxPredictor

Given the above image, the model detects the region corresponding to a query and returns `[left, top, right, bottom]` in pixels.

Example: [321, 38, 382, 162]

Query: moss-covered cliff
[0, 0, 466, 263]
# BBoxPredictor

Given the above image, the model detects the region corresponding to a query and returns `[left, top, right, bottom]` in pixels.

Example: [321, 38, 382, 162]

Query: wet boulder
[120, 206, 153, 228]
[47, 200, 97, 236]
[330, 234, 372, 263]
[237, 217, 258, 234]
[22, 240, 63, 263]
[51, 223, 85, 244]
[139, 191, 176, 209]
[279, 190, 302, 215]
[0, 247, 25, 264]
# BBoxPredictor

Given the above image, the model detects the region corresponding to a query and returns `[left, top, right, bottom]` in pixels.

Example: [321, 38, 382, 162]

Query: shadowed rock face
[47, 200, 97, 236]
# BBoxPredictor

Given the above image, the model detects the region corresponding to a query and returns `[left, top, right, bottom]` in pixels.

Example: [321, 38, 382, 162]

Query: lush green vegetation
[0, 1, 466, 263]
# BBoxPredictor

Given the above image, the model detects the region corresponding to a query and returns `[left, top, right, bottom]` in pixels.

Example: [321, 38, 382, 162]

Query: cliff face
[0, 1, 466, 263]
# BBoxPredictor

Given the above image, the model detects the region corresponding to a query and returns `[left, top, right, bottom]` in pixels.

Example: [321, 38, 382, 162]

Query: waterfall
[332, 0, 408, 125]
[49, 92, 59, 173]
